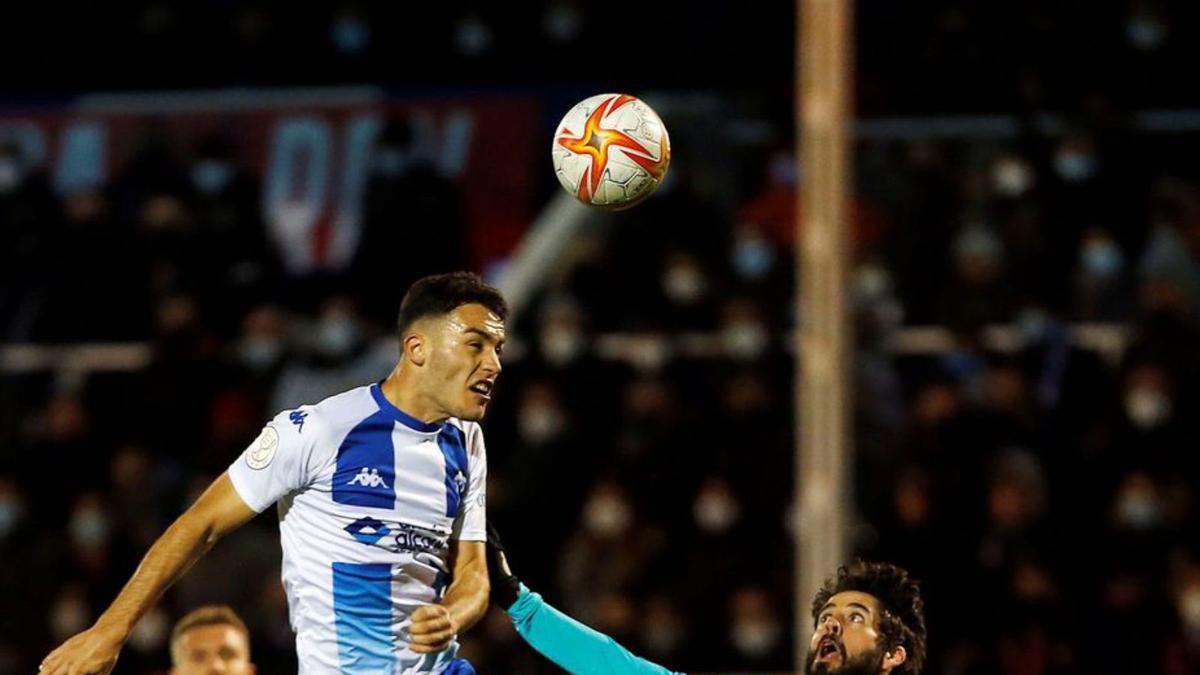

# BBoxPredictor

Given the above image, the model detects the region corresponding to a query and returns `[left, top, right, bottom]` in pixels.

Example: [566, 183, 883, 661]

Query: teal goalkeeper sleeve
[506, 585, 684, 675]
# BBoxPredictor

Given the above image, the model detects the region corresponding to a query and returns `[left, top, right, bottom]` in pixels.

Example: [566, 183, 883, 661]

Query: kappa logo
[289, 410, 308, 433]
[348, 467, 389, 489]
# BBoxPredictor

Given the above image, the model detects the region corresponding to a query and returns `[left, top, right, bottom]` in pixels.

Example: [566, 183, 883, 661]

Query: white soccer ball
[552, 93, 671, 210]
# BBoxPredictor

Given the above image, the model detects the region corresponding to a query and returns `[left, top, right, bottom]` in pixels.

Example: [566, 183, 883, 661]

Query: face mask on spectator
[239, 336, 285, 373]
[1124, 386, 1171, 429]
[731, 619, 781, 658]
[1115, 487, 1161, 530]
[518, 403, 566, 445]
[191, 160, 234, 195]
[69, 506, 111, 548]
[694, 485, 740, 534]
[0, 157, 22, 193]
[722, 320, 769, 361]
[1054, 149, 1098, 183]
[582, 492, 632, 539]
[0, 494, 25, 539]
[331, 15, 370, 54]
[314, 317, 362, 360]
[1179, 586, 1200, 634]
[643, 616, 684, 655]
[1082, 237, 1124, 280]
[732, 232, 776, 281]
[662, 262, 706, 305]
[540, 327, 584, 366]
[1127, 14, 1166, 50]
[992, 157, 1033, 197]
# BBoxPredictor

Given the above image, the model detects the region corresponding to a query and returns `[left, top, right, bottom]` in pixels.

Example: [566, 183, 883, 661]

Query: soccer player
[805, 562, 927, 675]
[41, 272, 504, 675]
[487, 525, 926, 675]
[169, 605, 256, 675]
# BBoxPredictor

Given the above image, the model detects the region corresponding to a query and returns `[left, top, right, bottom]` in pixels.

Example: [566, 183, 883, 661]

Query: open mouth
[818, 638, 842, 661]
[468, 380, 494, 400]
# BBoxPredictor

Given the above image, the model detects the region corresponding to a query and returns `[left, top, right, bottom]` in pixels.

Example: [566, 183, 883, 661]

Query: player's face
[424, 303, 505, 421]
[805, 591, 889, 675]
[170, 624, 255, 675]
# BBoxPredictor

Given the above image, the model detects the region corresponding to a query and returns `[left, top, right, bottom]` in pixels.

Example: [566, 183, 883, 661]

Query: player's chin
[457, 395, 490, 420]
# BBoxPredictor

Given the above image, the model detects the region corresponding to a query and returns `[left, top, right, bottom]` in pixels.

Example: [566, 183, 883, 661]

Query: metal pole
[796, 0, 852, 669]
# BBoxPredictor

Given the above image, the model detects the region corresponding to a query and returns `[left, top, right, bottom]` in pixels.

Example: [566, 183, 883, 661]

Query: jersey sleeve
[227, 407, 322, 513]
[508, 585, 682, 675]
[450, 422, 487, 542]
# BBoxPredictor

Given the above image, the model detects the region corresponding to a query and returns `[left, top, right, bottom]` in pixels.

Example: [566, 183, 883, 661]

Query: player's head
[169, 605, 255, 675]
[806, 561, 927, 675]
[396, 271, 508, 421]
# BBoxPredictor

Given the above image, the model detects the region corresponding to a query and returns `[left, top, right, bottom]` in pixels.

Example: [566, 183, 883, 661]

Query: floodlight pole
[795, 0, 853, 669]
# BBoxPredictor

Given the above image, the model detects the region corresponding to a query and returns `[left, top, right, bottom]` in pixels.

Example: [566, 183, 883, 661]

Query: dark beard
[805, 643, 887, 675]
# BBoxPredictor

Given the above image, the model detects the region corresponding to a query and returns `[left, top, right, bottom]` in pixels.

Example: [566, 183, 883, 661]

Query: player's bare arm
[40, 473, 257, 675]
[410, 540, 489, 654]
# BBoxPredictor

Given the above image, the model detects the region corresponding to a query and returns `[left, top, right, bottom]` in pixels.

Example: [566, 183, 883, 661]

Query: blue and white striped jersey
[227, 382, 487, 674]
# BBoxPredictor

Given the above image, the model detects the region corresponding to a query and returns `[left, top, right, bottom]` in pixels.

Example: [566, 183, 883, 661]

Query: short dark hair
[170, 605, 250, 664]
[811, 561, 927, 674]
[396, 272, 508, 337]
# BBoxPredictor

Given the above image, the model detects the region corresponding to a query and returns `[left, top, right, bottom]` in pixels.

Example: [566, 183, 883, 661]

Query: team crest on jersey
[245, 426, 279, 470]
[453, 470, 467, 498]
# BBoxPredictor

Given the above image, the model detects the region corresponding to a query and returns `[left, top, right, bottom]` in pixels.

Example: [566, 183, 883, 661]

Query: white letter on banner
[263, 117, 332, 275]
[326, 113, 383, 271]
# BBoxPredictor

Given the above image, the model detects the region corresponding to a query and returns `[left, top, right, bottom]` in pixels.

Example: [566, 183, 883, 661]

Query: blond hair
[170, 605, 250, 665]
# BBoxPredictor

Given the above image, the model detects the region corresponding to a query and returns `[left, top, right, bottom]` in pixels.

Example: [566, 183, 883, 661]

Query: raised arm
[40, 472, 257, 675]
[410, 539, 490, 654]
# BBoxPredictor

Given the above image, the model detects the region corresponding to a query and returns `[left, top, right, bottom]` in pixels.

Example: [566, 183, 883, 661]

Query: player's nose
[823, 618, 843, 636]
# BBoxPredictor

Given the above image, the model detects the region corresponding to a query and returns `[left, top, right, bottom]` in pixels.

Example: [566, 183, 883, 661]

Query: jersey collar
[370, 383, 444, 433]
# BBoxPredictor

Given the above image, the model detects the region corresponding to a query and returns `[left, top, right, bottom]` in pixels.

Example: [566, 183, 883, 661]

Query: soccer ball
[552, 93, 671, 210]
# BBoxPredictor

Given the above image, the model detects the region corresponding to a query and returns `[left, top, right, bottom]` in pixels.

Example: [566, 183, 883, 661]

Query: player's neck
[380, 369, 450, 425]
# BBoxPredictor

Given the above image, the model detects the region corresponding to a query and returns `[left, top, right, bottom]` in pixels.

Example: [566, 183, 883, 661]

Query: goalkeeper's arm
[487, 524, 683, 675]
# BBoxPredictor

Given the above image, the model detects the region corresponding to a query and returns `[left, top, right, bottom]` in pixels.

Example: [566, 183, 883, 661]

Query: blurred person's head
[807, 562, 927, 675]
[0, 477, 27, 541]
[236, 305, 288, 374]
[730, 586, 783, 662]
[392, 272, 508, 422]
[982, 361, 1028, 414]
[721, 370, 772, 419]
[580, 481, 633, 540]
[661, 252, 709, 306]
[641, 595, 686, 658]
[990, 154, 1034, 199]
[720, 298, 770, 361]
[169, 605, 255, 675]
[893, 468, 931, 529]
[692, 476, 741, 535]
[516, 380, 567, 446]
[730, 223, 778, 282]
[1078, 228, 1125, 284]
[0, 141, 26, 193]
[311, 296, 365, 363]
[190, 137, 238, 197]
[1122, 363, 1174, 431]
[1053, 133, 1100, 184]
[538, 295, 587, 367]
[912, 380, 959, 428]
[1112, 471, 1163, 532]
[987, 448, 1047, 530]
[952, 223, 1004, 285]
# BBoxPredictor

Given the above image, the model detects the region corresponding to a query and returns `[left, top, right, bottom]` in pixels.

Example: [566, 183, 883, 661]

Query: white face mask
[239, 336, 284, 373]
[1115, 488, 1161, 530]
[731, 620, 781, 658]
[518, 404, 566, 445]
[314, 317, 361, 359]
[583, 494, 632, 539]
[694, 489, 740, 534]
[722, 321, 769, 361]
[1124, 387, 1172, 430]
[662, 264, 706, 304]
[540, 328, 584, 366]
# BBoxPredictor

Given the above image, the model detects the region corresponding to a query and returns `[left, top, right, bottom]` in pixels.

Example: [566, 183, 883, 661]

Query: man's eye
[818, 614, 829, 624]
[468, 342, 482, 350]
[851, 613, 864, 623]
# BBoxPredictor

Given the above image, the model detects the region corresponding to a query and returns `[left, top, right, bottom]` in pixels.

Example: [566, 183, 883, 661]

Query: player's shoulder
[269, 384, 378, 439]
[444, 418, 486, 454]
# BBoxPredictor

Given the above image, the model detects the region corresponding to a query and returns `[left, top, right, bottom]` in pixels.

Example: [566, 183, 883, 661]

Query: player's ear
[882, 645, 907, 672]
[403, 331, 427, 366]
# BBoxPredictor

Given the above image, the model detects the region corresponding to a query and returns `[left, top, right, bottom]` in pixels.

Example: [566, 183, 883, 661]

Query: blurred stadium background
[4, 2, 1200, 674]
